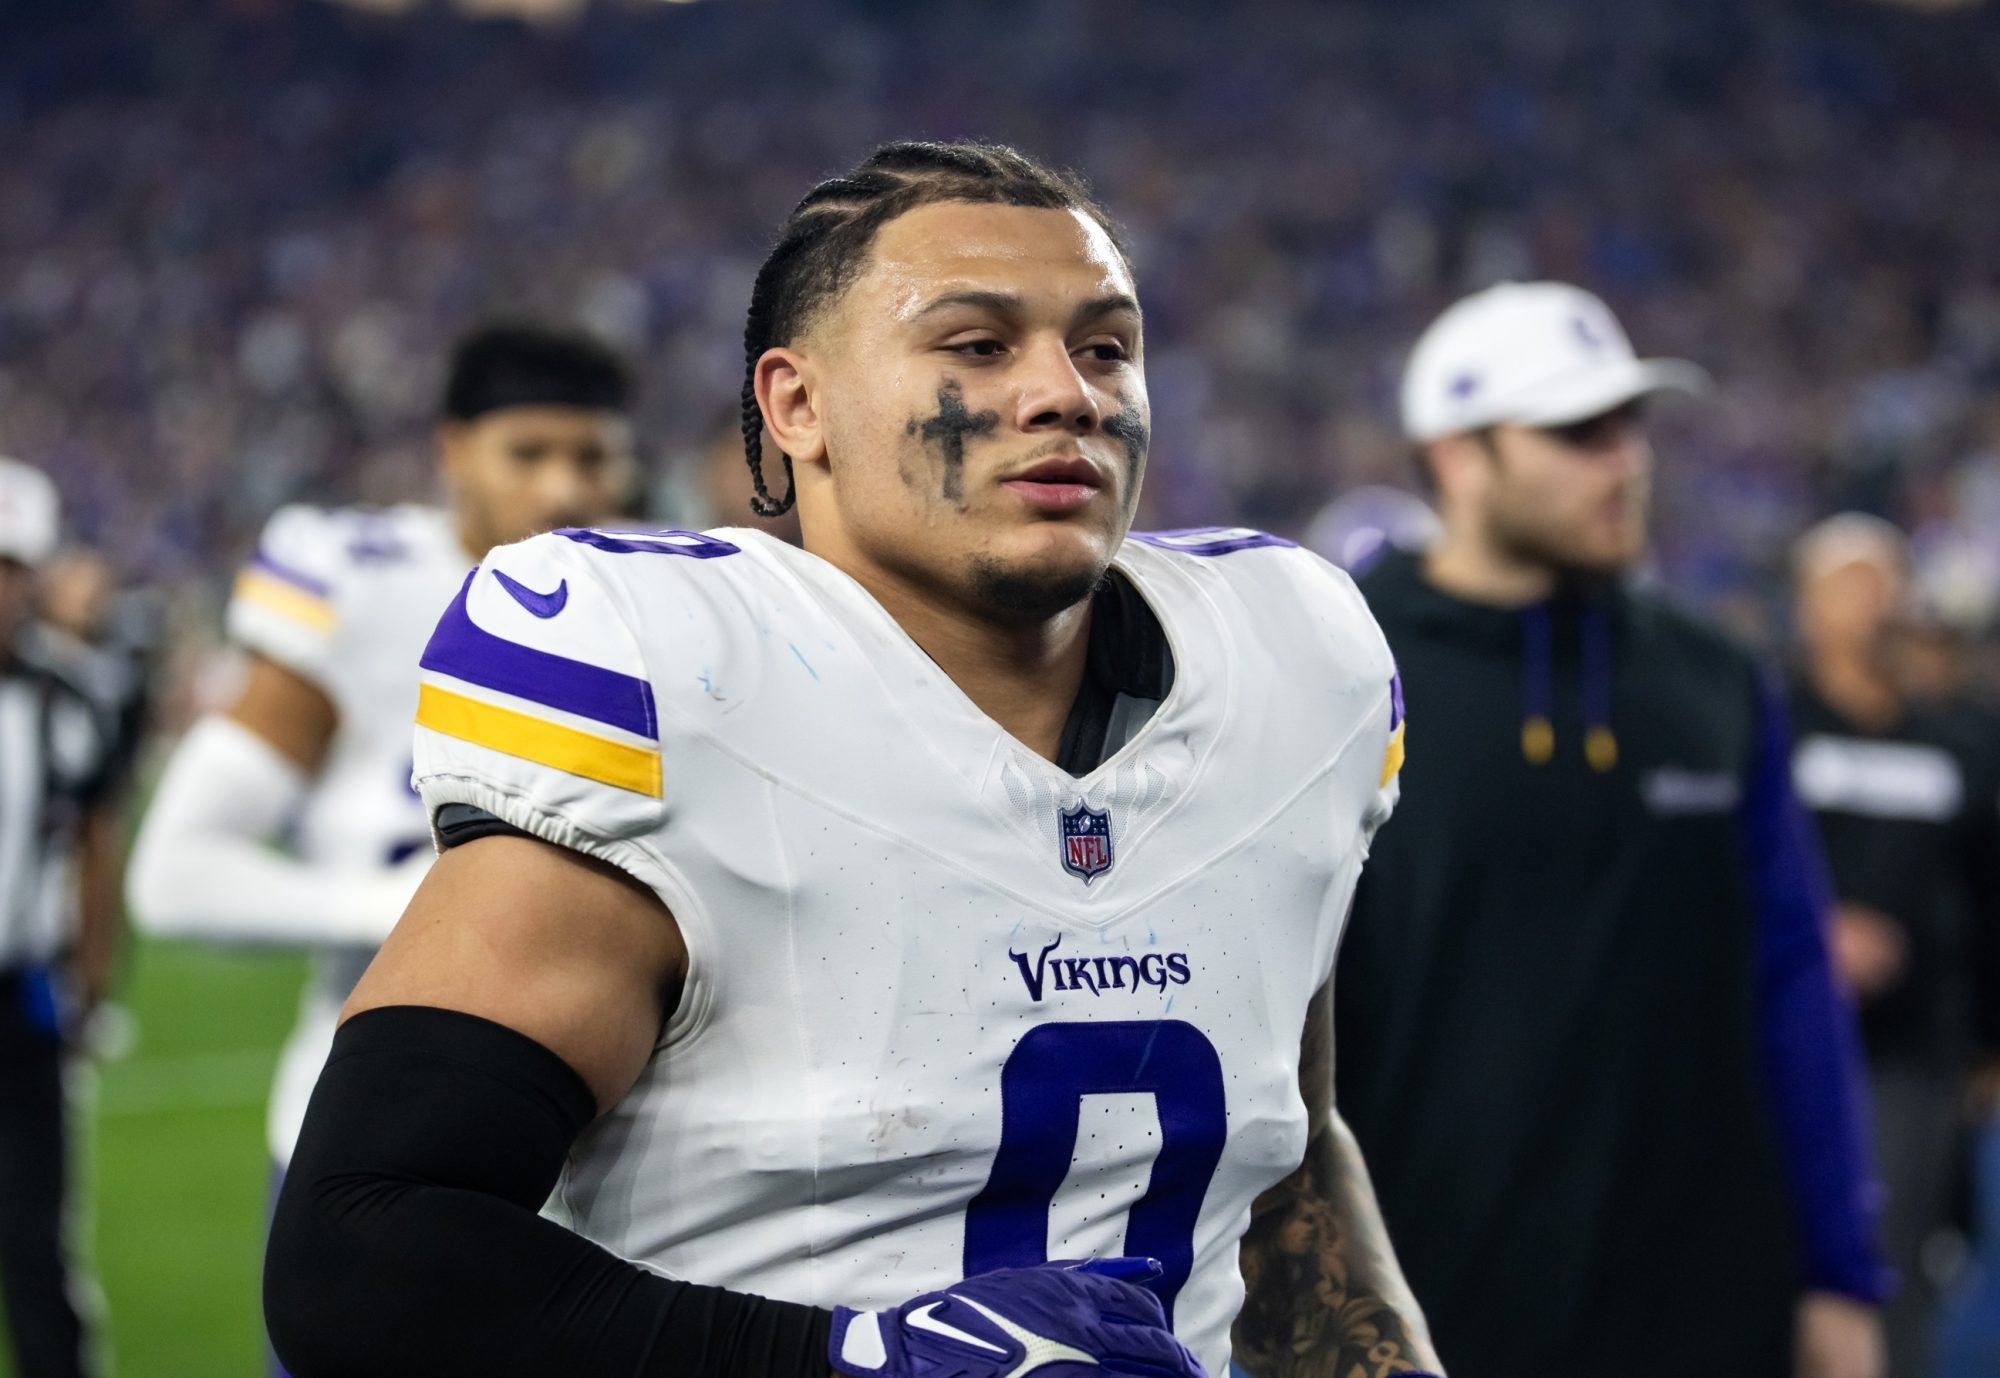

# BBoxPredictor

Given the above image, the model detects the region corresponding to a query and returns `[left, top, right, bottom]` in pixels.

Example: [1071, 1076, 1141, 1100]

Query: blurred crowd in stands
[5, 0, 2000, 676]
[5, 3, 2000, 1373]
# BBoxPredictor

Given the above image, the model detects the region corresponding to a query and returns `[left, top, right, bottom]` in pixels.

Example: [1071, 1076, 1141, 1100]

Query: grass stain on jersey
[906, 377, 998, 506]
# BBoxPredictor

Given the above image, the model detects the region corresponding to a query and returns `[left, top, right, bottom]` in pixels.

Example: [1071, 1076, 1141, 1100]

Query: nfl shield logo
[1058, 801, 1114, 884]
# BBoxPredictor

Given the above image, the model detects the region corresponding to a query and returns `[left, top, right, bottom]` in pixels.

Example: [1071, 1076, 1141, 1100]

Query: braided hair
[739, 141, 1130, 517]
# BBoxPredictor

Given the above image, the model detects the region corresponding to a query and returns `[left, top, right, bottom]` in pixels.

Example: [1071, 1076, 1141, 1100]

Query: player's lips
[1002, 457, 1104, 513]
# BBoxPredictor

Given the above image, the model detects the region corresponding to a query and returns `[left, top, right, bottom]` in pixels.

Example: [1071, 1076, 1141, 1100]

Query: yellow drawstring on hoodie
[1520, 604, 1618, 771]
[1585, 725, 1619, 773]
[1522, 716, 1556, 765]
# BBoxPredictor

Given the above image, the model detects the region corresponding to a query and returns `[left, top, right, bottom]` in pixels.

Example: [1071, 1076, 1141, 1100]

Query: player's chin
[1008, 515, 1121, 576]
[966, 526, 1114, 623]
[515, 510, 595, 543]
[1569, 529, 1647, 573]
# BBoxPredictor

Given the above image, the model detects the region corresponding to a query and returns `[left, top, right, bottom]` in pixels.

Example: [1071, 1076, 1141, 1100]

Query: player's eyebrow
[908, 290, 1142, 328]
[909, 290, 1025, 322]
[1070, 293, 1142, 328]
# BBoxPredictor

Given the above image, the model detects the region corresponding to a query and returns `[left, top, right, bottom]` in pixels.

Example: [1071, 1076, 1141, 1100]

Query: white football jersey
[228, 502, 473, 1163]
[411, 525, 1403, 1374]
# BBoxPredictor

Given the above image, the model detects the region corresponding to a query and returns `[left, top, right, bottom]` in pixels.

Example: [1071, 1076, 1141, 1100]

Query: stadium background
[5, 0, 2000, 1372]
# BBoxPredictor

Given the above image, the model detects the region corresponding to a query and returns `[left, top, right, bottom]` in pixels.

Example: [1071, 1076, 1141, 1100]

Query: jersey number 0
[963, 1020, 1226, 1321]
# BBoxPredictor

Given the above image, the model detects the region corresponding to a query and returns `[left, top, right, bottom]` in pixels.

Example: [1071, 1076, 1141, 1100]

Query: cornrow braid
[740, 240, 803, 518]
[738, 140, 1130, 519]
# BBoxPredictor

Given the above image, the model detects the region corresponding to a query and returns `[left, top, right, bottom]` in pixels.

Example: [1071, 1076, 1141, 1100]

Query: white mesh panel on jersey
[997, 755, 1176, 852]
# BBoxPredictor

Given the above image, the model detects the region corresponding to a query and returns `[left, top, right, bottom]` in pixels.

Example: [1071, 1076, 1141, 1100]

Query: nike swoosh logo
[492, 568, 569, 618]
[952, 1296, 1098, 1378]
[907, 1301, 1008, 1356]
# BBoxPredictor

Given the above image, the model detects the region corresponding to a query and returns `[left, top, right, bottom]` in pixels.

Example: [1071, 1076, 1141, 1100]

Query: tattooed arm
[1232, 980, 1442, 1378]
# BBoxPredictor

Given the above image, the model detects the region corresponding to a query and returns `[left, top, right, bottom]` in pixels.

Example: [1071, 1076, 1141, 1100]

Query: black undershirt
[1055, 568, 1175, 776]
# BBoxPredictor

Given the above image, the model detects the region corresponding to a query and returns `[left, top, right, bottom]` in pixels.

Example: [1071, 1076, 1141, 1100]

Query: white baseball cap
[0, 458, 60, 566]
[1400, 281, 1710, 443]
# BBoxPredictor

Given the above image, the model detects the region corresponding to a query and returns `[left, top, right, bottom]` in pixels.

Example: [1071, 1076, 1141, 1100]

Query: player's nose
[1610, 431, 1653, 481]
[532, 455, 598, 517]
[1013, 334, 1100, 436]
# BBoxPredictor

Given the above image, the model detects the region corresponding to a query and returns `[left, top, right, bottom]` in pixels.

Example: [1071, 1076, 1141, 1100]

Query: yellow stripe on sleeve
[416, 683, 663, 799]
[233, 569, 338, 633]
[1380, 720, 1406, 787]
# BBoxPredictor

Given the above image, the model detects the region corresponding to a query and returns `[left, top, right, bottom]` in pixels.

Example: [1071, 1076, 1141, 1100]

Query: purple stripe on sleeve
[1389, 666, 1405, 731]
[1128, 527, 1297, 556]
[247, 550, 334, 599]
[557, 527, 741, 559]
[419, 572, 657, 741]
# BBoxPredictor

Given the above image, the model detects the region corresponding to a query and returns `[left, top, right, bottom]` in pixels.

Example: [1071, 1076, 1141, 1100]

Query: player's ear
[1425, 431, 1489, 507]
[436, 422, 470, 483]
[755, 347, 828, 470]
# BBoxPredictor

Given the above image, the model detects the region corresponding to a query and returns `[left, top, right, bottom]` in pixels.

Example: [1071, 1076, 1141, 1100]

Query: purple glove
[830, 1257, 1207, 1378]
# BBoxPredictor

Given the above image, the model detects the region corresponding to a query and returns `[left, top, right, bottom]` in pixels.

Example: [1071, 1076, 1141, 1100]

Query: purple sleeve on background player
[1740, 670, 1892, 1304]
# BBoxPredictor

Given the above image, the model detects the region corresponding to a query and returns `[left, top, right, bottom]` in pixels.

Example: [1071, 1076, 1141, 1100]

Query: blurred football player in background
[266, 140, 1437, 1378]
[125, 321, 633, 1369]
[1337, 282, 1886, 1378]
[1787, 514, 2000, 1376]
[0, 459, 126, 1378]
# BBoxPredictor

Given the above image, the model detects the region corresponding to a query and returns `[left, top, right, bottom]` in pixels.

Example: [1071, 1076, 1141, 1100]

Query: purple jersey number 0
[964, 1020, 1227, 1324]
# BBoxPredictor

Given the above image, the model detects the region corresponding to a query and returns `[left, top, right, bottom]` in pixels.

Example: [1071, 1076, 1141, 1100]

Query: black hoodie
[1337, 548, 1882, 1378]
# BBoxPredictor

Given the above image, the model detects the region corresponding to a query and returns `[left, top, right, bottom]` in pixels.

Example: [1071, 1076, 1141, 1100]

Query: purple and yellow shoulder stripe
[416, 572, 662, 798]
[233, 550, 337, 633]
[1381, 667, 1406, 787]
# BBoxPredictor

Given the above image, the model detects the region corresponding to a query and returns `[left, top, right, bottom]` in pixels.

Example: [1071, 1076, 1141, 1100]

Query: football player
[266, 143, 1441, 1378]
[125, 322, 634, 1200]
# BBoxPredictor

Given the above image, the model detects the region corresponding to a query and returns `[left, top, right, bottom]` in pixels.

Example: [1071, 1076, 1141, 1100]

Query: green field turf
[0, 938, 309, 1378]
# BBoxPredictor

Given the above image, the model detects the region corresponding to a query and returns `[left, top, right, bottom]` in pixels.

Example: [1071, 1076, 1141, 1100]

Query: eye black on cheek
[905, 378, 1001, 507]
[1100, 401, 1149, 487]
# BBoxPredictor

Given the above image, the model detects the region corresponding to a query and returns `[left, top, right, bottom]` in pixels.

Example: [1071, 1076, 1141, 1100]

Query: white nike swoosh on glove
[909, 1301, 1009, 1355]
[953, 1295, 1099, 1378]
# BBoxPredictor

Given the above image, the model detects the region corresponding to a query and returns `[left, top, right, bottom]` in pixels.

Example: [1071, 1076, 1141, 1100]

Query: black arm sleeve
[264, 1005, 834, 1378]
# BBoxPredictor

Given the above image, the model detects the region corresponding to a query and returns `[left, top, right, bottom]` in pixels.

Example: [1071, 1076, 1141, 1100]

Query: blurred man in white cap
[1336, 283, 1888, 1378]
[0, 456, 123, 1378]
[1396, 280, 1707, 592]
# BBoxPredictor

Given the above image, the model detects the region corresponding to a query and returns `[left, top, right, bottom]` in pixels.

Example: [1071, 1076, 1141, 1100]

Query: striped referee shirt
[0, 627, 117, 973]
